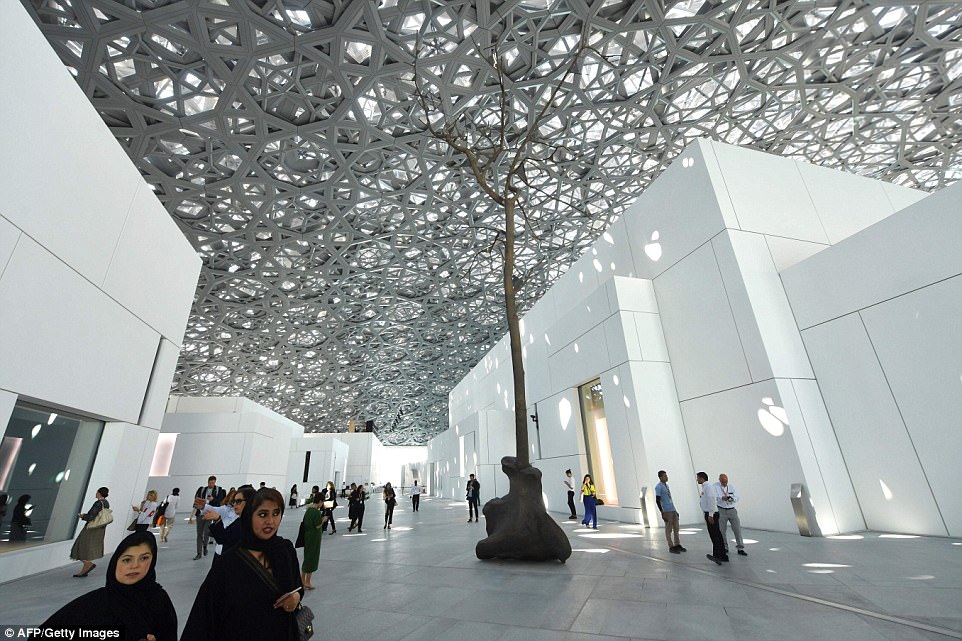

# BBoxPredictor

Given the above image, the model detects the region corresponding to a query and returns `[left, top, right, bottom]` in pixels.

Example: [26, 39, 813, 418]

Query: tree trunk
[503, 195, 529, 465]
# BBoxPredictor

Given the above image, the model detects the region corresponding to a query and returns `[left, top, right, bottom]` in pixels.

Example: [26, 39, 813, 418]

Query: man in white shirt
[714, 473, 747, 557]
[563, 470, 577, 520]
[697, 471, 728, 565]
[411, 481, 421, 512]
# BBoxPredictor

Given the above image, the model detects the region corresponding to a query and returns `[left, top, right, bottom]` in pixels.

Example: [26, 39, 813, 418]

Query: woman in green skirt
[300, 494, 326, 589]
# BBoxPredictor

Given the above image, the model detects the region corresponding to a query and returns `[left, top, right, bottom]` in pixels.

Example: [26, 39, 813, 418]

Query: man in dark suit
[466, 474, 481, 522]
[193, 475, 225, 560]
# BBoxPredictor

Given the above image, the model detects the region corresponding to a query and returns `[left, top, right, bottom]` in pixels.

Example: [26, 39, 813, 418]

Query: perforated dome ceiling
[24, 0, 961, 444]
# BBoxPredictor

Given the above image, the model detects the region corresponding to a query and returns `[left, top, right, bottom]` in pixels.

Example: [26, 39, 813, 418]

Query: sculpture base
[475, 456, 573, 563]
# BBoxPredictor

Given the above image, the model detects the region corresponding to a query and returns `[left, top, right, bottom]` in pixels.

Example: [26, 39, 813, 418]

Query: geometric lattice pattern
[24, 0, 962, 444]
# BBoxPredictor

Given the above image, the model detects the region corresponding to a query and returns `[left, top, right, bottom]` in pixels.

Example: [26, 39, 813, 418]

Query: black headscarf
[44, 531, 177, 641]
[238, 489, 301, 594]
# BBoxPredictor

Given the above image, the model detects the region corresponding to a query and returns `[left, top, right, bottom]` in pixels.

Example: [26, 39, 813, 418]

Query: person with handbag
[44, 530, 178, 641]
[382, 482, 397, 529]
[70, 487, 111, 578]
[158, 488, 180, 543]
[581, 474, 598, 529]
[131, 490, 159, 532]
[299, 494, 325, 589]
[319, 481, 337, 535]
[182, 487, 311, 641]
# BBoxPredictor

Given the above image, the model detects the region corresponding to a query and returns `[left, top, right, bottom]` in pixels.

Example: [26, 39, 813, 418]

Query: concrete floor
[1, 497, 960, 640]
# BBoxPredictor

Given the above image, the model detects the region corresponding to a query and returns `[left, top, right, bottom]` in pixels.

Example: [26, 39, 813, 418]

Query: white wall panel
[535, 389, 583, 461]
[612, 276, 658, 313]
[763, 235, 827, 273]
[603, 312, 639, 365]
[680, 380, 807, 533]
[0, 237, 158, 422]
[102, 183, 201, 344]
[710, 143, 829, 243]
[625, 361, 699, 520]
[653, 242, 752, 400]
[882, 181, 928, 213]
[782, 180, 962, 329]
[859, 276, 962, 535]
[723, 231, 814, 379]
[548, 251, 604, 320]
[547, 324, 611, 392]
[623, 141, 729, 280]
[800, 315, 946, 536]
[795, 161, 896, 244]
[0, 4, 144, 287]
[547, 284, 613, 357]
[633, 312, 670, 362]
[788, 379, 864, 534]
[0, 216, 20, 278]
[710, 233, 773, 382]
[591, 215, 639, 279]
[139, 339, 182, 430]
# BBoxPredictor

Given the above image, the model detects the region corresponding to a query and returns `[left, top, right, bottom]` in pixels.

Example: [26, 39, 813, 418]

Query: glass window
[0, 402, 104, 552]
[578, 379, 619, 506]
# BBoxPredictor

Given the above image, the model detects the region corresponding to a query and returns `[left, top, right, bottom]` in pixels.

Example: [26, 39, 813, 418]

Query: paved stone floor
[1, 497, 960, 640]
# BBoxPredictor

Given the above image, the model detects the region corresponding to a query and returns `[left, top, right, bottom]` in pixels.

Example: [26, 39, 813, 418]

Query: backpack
[156, 497, 169, 517]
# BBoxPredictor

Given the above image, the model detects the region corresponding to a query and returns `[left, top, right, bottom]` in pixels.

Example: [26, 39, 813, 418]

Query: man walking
[411, 480, 421, 512]
[697, 471, 728, 565]
[466, 474, 481, 522]
[564, 469, 577, 520]
[193, 475, 225, 560]
[714, 473, 747, 557]
[655, 470, 685, 553]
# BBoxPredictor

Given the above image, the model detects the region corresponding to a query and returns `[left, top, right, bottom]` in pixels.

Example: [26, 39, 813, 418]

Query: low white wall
[0, 3, 199, 582]
[147, 397, 303, 503]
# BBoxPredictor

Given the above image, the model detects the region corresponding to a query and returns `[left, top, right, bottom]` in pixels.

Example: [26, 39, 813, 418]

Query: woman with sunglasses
[44, 530, 178, 641]
[182, 488, 304, 641]
[196, 485, 256, 565]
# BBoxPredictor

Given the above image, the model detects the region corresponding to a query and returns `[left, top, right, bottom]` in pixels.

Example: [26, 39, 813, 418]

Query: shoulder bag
[294, 522, 305, 548]
[88, 501, 114, 529]
[238, 550, 314, 641]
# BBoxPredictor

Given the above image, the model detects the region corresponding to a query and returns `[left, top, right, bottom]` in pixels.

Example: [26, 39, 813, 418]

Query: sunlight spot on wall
[593, 259, 603, 272]
[31, 424, 41, 439]
[879, 479, 894, 500]
[612, 374, 620, 386]
[644, 230, 662, 262]
[27, 463, 36, 476]
[602, 232, 614, 244]
[544, 333, 551, 346]
[579, 272, 584, 283]
[559, 397, 572, 431]
[47, 413, 58, 425]
[610, 262, 616, 270]
[574, 343, 580, 353]
[623, 395, 631, 408]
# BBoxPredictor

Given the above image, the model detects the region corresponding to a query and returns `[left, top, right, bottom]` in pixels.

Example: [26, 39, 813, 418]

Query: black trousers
[468, 497, 479, 520]
[567, 491, 577, 517]
[705, 512, 727, 559]
[384, 503, 395, 525]
[412, 494, 420, 511]
[322, 508, 336, 532]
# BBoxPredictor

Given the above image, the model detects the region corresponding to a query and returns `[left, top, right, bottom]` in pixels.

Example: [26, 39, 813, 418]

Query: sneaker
[707, 554, 722, 565]
[669, 546, 681, 554]
[193, 555, 201, 560]
[678, 546, 687, 552]
[737, 550, 748, 556]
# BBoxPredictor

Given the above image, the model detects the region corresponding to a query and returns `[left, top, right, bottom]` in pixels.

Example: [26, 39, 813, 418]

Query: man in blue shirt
[655, 470, 685, 554]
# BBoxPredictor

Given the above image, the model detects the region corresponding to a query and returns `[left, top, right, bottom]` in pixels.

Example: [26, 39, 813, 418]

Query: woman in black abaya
[182, 487, 303, 641]
[43, 530, 177, 641]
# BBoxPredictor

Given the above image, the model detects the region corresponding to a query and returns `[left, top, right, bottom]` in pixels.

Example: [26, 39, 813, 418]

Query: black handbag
[596, 498, 605, 506]
[294, 522, 305, 548]
[295, 604, 314, 641]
